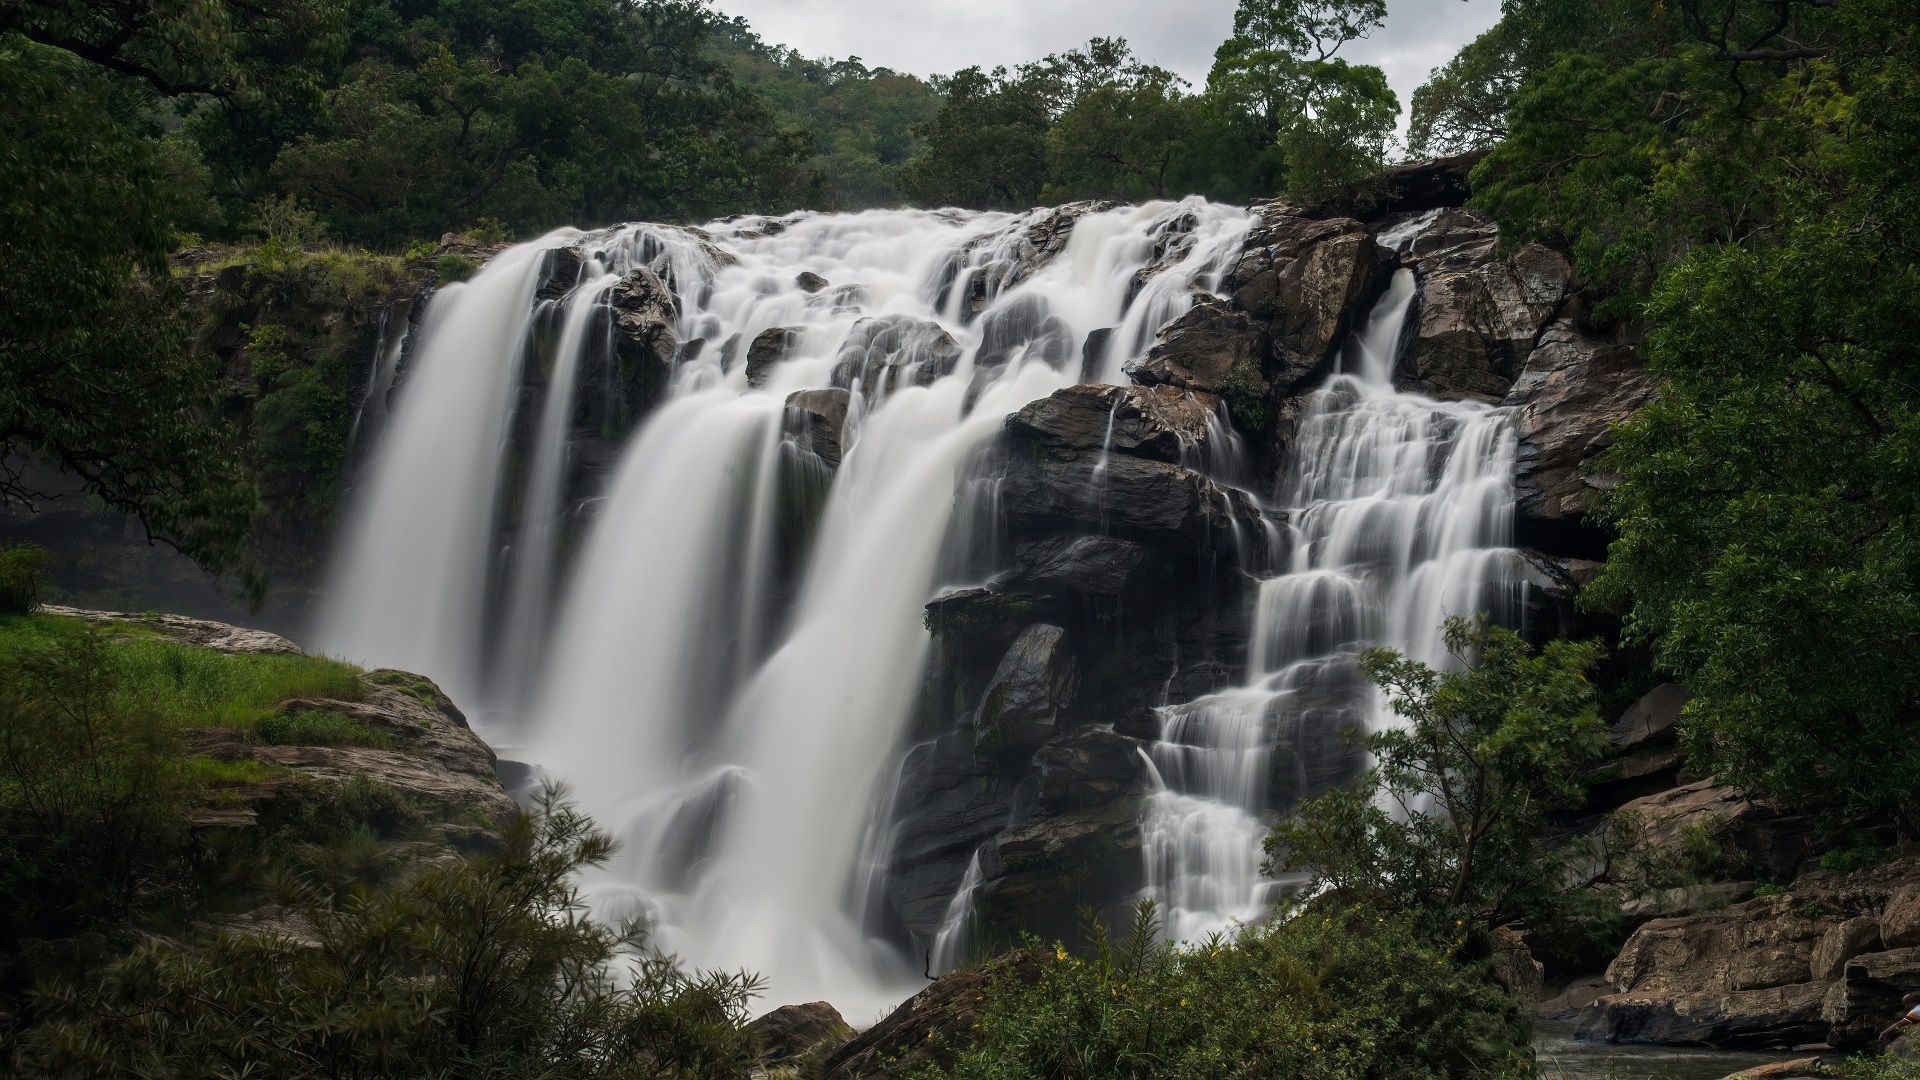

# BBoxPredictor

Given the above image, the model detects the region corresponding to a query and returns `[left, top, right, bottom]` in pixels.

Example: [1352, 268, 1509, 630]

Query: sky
[711, 0, 1505, 145]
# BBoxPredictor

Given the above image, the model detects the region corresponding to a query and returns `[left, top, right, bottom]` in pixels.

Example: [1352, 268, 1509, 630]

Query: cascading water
[316, 200, 1256, 1017]
[1142, 262, 1525, 942]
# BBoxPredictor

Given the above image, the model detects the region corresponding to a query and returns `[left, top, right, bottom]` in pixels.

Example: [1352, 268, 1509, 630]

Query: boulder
[1822, 947, 1920, 1045]
[1612, 683, 1691, 749]
[1367, 150, 1486, 215]
[1226, 209, 1387, 367]
[1577, 983, 1830, 1048]
[535, 245, 586, 300]
[1396, 209, 1571, 403]
[1006, 383, 1220, 464]
[1080, 326, 1115, 382]
[784, 387, 849, 468]
[748, 1000, 854, 1066]
[1129, 295, 1270, 395]
[1884, 886, 1920, 949]
[822, 949, 1045, 1078]
[745, 326, 803, 388]
[974, 624, 1079, 757]
[608, 266, 680, 423]
[1504, 318, 1657, 539]
[976, 294, 1074, 370]
[999, 449, 1263, 549]
[1000, 534, 1151, 598]
[1034, 728, 1149, 813]
[794, 270, 829, 293]
[833, 314, 962, 394]
[1811, 918, 1883, 982]
[1603, 895, 1831, 999]
[1612, 780, 1812, 882]
[1540, 974, 1612, 1018]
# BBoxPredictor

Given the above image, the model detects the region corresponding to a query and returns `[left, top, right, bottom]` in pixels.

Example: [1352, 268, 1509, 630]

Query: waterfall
[1141, 265, 1524, 942]
[315, 230, 579, 703]
[317, 201, 1259, 1018]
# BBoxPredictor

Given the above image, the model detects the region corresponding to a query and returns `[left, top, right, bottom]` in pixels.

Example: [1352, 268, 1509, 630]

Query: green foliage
[1821, 838, 1890, 875]
[1454, 0, 1920, 835]
[254, 707, 390, 748]
[913, 901, 1530, 1080]
[11, 788, 763, 1079]
[0, 41, 261, 591]
[435, 251, 480, 283]
[1268, 617, 1607, 930]
[0, 542, 53, 614]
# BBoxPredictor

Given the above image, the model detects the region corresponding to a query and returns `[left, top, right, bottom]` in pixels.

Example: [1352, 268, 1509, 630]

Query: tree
[1204, 0, 1395, 198]
[902, 65, 1052, 209]
[1461, 0, 1920, 834]
[1041, 41, 1199, 201]
[1406, 20, 1525, 157]
[1267, 617, 1606, 929]
[0, 41, 261, 585]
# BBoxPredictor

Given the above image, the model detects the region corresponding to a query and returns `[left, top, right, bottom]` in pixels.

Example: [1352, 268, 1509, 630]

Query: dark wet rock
[1080, 326, 1115, 381]
[536, 245, 586, 300]
[1009, 201, 1120, 286]
[784, 387, 849, 468]
[748, 1000, 854, 1066]
[833, 314, 962, 394]
[977, 294, 1075, 370]
[1130, 295, 1271, 395]
[974, 624, 1079, 757]
[1006, 383, 1220, 464]
[976, 800, 1145, 946]
[1504, 318, 1656, 545]
[823, 949, 1045, 1078]
[1394, 209, 1571, 403]
[1579, 982, 1831, 1049]
[608, 266, 680, 424]
[883, 732, 1024, 937]
[1000, 534, 1152, 598]
[1034, 728, 1149, 813]
[1226, 208, 1389, 367]
[745, 325, 803, 388]
[794, 270, 829, 293]
[999, 449, 1263, 549]
[1367, 150, 1487, 215]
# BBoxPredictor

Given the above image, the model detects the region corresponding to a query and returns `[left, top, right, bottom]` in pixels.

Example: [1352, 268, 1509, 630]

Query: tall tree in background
[1206, 0, 1397, 201]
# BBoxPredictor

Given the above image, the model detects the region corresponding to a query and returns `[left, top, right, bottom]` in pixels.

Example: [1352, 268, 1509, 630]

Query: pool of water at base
[1534, 1022, 1829, 1080]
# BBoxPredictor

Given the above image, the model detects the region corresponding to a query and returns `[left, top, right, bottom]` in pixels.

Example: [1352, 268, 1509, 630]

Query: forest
[2, 0, 1918, 1076]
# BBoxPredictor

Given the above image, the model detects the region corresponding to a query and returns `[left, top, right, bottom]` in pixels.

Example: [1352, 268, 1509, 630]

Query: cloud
[712, 0, 1504, 141]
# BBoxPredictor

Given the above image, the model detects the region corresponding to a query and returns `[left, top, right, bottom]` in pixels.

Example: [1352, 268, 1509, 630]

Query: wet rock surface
[823, 950, 1045, 1078]
[747, 1000, 854, 1066]
[1006, 383, 1220, 463]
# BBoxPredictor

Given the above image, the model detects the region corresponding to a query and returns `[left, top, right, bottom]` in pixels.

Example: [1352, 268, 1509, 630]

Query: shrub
[915, 902, 1531, 1080]
[1268, 616, 1607, 933]
[11, 789, 763, 1079]
[0, 542, 53, 613]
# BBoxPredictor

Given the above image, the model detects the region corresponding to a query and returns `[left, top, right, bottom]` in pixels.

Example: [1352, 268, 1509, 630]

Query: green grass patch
[179, 757, 287, 787]
[255, 708, 391, 749]
[0, 613, 365, 734]
[366, 669, 444, 711]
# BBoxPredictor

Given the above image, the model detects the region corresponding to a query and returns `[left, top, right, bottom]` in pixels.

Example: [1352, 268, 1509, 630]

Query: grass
[255, 708, 391, 749]
[0, 613, 366, 735]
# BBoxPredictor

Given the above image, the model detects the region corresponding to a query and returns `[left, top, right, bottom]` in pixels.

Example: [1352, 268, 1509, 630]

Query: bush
[1268, 616, 1606, 934]
[11, 789, 764, 1079]
[914, 902, 1531, 1080]
[0, 542, 53, 614]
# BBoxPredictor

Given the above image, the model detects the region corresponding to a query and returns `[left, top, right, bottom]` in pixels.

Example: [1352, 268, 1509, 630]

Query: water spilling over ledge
[313, 198, 1583, 1017]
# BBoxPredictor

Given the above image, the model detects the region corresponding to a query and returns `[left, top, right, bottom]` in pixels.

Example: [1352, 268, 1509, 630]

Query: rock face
[42, 604, 302, 654]
[973, 624, 1080, 757]
[1225, 208, 1387, 369]
[833, 314, 962, 394]
[784, 387, 850, 468]
[1577, 856, 1920, 1048]
[1611, 780, 1813, 883]
[1395, 209, 1572, 403]
[1504, 318, 1656, 548]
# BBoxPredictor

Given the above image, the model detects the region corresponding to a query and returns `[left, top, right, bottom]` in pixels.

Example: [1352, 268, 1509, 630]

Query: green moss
[435, 252, 479, 282]
[1216, 356, 1269, 438]
[366, 669, 443, 711]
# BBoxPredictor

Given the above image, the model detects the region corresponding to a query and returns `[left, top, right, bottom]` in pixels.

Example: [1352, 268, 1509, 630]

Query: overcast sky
[712, 0, 1504, 145]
